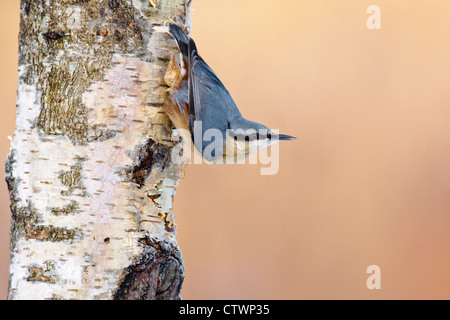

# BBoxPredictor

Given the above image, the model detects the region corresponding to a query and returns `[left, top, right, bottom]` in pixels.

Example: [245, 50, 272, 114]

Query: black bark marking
[43, 31, 64, 41]
[5, 151, 18, 205]
[108, 0, 120, 10]
[114, 238, 184, 300]
[23, 0, 32, 15]
[129, 139, 171, 188]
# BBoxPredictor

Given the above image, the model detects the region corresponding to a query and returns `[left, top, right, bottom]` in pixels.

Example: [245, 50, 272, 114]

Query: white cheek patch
[257, 139, 274, 149]
[236, 139, 274, 153]
[248, 140, 260, 150]
[235, 140, 247, 151]
[248, 139, 271, 156]
[180, 57, 187, 77]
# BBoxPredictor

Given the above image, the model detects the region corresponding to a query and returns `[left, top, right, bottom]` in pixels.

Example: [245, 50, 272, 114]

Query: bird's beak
[276, 134, 296, 141]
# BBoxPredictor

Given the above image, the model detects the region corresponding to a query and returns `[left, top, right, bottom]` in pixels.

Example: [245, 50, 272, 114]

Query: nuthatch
[165, 24, 295, 164]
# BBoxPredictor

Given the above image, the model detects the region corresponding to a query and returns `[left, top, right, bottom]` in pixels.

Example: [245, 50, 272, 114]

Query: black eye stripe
[230, 130, 272, 141]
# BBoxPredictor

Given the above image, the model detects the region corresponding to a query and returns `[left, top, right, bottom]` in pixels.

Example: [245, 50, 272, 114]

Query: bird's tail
[169, 23, 189, 60]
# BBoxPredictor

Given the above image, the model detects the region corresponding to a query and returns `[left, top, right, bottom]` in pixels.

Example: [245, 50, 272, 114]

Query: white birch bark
[6, 0, 190, 300]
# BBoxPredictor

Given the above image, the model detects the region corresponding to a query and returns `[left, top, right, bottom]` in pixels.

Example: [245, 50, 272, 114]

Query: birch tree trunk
[6, 0, 190, 300]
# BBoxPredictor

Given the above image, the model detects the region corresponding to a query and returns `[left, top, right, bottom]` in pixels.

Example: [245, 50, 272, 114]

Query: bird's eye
[267, 133, 272, 139]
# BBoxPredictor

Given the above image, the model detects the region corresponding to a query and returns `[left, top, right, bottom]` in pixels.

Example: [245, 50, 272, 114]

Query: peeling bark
[6, 0, 190, 300]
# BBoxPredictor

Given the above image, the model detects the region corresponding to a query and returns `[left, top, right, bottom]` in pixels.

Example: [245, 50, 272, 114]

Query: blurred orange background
[2, 0, 450, 299]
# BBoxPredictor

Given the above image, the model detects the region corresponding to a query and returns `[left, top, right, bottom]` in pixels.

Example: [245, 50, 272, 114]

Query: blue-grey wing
[188, 38, 241, 159]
